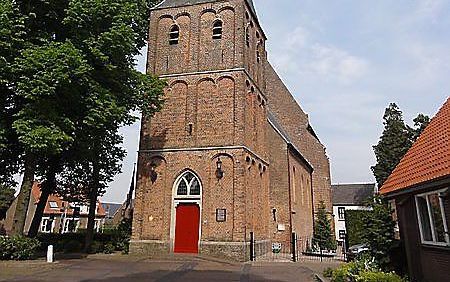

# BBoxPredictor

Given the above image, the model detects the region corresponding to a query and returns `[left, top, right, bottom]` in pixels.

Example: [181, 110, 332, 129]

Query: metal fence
[249, 232, 347, 262]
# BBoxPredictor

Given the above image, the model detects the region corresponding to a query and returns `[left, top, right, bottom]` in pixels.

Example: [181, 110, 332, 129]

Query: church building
[131, 0, 332, 261]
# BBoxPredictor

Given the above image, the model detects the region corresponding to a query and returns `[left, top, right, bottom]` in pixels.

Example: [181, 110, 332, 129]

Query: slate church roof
[380, 97, 450, 195]
[154, 0, 257, 15]
[332, 183, 376, 205]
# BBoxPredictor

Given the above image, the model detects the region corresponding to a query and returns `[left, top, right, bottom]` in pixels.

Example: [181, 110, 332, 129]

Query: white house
[332, 183, 376, 243]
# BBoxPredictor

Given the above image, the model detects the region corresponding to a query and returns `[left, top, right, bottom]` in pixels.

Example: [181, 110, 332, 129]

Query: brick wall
[265, 61, 332, 213]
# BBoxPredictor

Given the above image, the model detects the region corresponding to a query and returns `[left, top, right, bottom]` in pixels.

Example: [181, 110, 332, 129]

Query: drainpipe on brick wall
[287, 149, 294, 238]
[310, 173, 315, 231]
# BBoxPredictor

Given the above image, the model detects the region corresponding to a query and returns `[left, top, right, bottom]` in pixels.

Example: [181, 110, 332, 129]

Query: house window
[169, 24, 179, 45]
[212, 20, 223, 39]
[415, 189, 449, 246]
[40, 217, 55, 233]
[49, 201, 58, 209]
[176, 171, 201, 197]
[338, 207, 345, 220]
[339, 230, 346, 240]
[94, 219, 103, 233]
[63, 218, 80, 233]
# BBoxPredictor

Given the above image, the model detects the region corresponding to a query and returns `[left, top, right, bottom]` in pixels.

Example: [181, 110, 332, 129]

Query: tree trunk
[28, 175, 55, 237]
[11, 154, 36, 235]
[84, 159, 99, 253]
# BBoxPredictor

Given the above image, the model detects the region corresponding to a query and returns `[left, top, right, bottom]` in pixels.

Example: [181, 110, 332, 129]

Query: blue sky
[102, 0, 450, 203]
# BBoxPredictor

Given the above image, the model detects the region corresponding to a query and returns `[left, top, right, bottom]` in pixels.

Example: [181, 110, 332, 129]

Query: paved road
[1, 255, 317, 282]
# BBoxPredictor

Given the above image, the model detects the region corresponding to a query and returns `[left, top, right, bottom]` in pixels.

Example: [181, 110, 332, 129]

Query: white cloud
[309, 44, 369, 84]
[286, 26, 309, 50]
[270, 24, 370, 85]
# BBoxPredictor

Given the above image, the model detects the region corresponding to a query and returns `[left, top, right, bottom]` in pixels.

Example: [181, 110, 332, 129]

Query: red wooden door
[174, 204, 200, 253]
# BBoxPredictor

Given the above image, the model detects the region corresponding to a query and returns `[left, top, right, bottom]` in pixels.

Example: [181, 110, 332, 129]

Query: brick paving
[0, 254, 319, 282]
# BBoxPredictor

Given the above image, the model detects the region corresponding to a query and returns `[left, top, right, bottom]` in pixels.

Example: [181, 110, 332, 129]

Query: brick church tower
[131, 0, 332, 261]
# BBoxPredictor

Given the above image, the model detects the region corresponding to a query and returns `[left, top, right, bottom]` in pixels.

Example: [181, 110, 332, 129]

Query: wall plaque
[216, 209, 227, 222]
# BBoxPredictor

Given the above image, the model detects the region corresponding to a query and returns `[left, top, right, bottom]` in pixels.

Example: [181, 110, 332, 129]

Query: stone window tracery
[176, 171, 201, 196]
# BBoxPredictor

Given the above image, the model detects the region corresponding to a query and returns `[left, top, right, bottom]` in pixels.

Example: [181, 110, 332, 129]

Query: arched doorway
[172, 171, 202, 253]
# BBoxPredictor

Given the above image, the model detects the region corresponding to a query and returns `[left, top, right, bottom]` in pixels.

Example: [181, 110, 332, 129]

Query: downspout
[287, 147, 293, 238]
[310, 171, 315, 233]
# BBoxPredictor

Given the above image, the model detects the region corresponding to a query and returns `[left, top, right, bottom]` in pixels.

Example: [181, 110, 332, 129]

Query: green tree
[372, 103, 431, 188]
[0, 185, 15, 220]
[361, 196, 396, 268]
[0, 0, 25, 188]
[60, 0, 165, 251]
[11, 41, 91, 235]
[371, 103, 412, 188]
[410, 113, 430, 142]
[313, 201, 336, 251]
[2, 0, 164, 239]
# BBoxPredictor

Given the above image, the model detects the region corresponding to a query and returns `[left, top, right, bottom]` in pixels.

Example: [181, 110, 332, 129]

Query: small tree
[361, 195, 396, 268]
[313, 201, 336, 251]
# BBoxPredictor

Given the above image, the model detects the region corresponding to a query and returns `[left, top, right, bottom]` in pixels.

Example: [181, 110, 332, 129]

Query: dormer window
[169, 25, 179, 45]
[212, 20, 223, 39]
[49, 201, 58, 209]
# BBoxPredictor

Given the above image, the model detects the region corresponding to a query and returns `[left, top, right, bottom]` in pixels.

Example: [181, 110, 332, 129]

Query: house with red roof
[4, 182, 106, 235]
[380, 97, 450, 282]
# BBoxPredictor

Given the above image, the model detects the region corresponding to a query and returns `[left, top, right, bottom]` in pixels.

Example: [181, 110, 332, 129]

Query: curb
[314, 273, 329, 282]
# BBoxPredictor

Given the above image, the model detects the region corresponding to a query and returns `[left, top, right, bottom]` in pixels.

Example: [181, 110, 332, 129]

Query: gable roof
[332, 183, 375, 205]
[154, 0, 256, 14]
[380, 98, 450, 195]
[31, 182, 106, 217]
[101, 203, 122, 219]
[267, 111, 314, 172]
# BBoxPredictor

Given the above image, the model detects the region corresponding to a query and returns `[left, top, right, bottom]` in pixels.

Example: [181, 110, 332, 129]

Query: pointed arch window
[212, 20, 223, 39]
[176, 171, 201, 196]
[169, 24, 179, 45]
[245, 26, 250, 47]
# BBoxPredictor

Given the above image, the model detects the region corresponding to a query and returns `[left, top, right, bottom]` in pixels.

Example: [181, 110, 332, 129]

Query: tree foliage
[371, 103, 430, 188]
[345, 210, 372, 247]
[1, 0, 165, 238]
[313, 201, 336, 251]
[371, 104, 412, 188]
[361, 196, 396, 268]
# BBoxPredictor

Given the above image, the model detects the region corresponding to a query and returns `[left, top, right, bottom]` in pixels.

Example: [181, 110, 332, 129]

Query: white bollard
[47, 245, 54, 263]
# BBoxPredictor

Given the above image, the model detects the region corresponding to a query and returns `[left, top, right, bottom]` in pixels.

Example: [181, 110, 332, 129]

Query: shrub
[345, 210, 372, 247]
[323, 267, 334, 278]
[89, 241, 104, 254]
[357, 271, 404, 282]
[330, 257, 406, 282]
[0, 236, 41, 260]
[103, 243, 115, 254]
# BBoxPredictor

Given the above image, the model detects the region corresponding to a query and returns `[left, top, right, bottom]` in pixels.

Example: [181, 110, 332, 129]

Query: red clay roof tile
[380, 97, 450, 195]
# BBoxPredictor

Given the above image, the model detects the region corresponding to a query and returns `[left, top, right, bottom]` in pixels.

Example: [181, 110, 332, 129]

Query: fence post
[291, 233, 297, 262]
[250, 231, 255, 261]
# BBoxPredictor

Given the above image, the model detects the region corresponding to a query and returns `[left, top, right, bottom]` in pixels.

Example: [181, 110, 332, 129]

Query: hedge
[0, 236, 41, 260]
[36, 218, 131, 254]
[345, 210, 372, 246]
